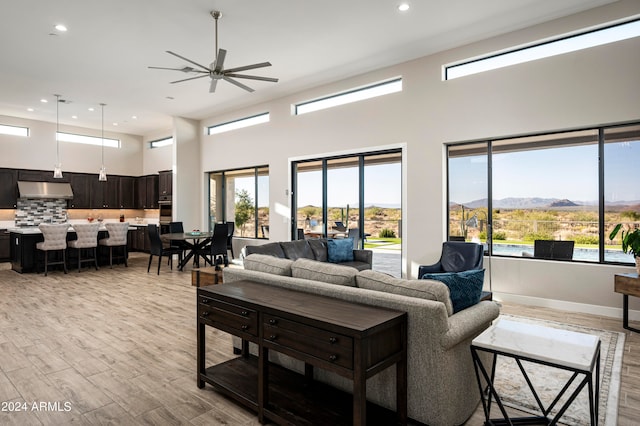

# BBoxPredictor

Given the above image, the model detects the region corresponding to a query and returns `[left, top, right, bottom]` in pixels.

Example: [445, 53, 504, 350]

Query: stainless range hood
[17, 181, 74, 200]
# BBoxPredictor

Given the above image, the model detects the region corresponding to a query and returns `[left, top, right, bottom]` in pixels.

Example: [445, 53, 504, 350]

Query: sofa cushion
[420, 269, 485, 313]
[281, 240, 315, 260]
[245, 242, 286, 258]
[356, 269, 454, 316]
[327, 238, 355, 263]
[307, 238, 328, 262]
[291, 258, 358, 287]
[244, 254, 294, 276]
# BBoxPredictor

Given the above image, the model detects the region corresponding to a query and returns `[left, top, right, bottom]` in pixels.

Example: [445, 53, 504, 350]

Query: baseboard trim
[494, 292, 640, 322]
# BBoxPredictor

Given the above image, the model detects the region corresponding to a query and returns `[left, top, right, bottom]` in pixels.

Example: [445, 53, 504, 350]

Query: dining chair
[226, 221, 235, 259]
[197, 223, 229, 267]
[147, 224, 183, 274]
[68, 222, 100, 271]
[169, 221, 188, 260]
[347, 228, 360, 249]
[99, 222, 129, 268]
[36, 223, 70, 276]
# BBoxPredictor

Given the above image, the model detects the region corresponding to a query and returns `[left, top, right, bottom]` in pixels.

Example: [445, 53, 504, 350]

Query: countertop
[3, 219, 157, 233]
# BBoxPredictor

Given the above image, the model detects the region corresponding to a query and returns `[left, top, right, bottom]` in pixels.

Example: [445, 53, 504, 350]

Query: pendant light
[98, 103, 107, 181]
[53, 94, 63, 178]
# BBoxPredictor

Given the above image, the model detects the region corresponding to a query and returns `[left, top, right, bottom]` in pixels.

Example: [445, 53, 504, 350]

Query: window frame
[207, 113, 270, 135]
[57, 131, 120, 148]
[149, 136, 173, 148]
[0, 124, 29, 137]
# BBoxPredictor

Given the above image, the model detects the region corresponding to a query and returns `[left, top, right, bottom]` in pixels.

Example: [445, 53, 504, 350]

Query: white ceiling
[0, 0, 615, 136]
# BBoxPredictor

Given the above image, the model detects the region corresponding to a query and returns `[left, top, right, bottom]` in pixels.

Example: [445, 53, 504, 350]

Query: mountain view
[451, 197, 640, 210]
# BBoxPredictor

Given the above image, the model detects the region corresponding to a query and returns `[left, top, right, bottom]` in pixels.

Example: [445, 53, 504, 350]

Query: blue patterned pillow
[327, 238, 354, 263]
[420, 269, 485, 313]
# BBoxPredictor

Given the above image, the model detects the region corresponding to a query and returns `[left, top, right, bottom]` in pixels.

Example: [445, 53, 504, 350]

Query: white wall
[195, 1, 640, 317]
[0, 114, 143, 176]
[142, 129, 173, 175]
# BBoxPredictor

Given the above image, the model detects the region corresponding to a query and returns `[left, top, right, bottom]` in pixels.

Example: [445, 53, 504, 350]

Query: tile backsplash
[15, 199, 67, 227]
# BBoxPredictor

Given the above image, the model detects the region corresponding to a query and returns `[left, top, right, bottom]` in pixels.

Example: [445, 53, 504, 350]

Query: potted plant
[609, 224, 640, 274]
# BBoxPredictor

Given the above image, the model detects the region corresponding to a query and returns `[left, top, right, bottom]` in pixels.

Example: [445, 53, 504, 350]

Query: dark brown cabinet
[136, 175, 158, 209]
[159, 170, 172, 199]
[129, 226, 150, 252]
[119, 176, 136, 209]
[18, 169, 70, 183]
[0, 169, 17, 208]
[0, 230, 10, 261]
[68, 173, 91, 208]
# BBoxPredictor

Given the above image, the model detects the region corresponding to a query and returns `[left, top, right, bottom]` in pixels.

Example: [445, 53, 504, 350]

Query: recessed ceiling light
[112, 122, 118, 126]
[27, 108, 34, 112]
[54, 24, 68, 32]
[71, 115, 78, 119]
[398, 3, 410, 12]
[88, 107, 95, 111]
[40, 99, 48, 103]
[131, 115, 137, 120]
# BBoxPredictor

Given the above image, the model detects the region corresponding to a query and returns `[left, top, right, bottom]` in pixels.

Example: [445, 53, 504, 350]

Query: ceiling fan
[149, 10, 278, 93]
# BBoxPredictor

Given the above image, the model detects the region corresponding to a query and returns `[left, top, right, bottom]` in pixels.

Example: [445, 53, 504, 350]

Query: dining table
[161, 231, 213, 271]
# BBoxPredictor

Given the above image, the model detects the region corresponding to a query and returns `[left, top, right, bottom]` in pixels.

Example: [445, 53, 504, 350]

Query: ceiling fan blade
[170, 75, 210, 84]
[210, 78, 218, 93]
[148, 66, 207, 73]
[166, 51, 212, 72]
[223, 76, 254, 92]
[224, 62, 272, 73]
[224, 73, 279, 83]
[214, 49, 227, 73]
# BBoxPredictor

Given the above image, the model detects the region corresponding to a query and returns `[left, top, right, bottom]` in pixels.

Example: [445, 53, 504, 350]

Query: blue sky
[450, 141, 640, 205]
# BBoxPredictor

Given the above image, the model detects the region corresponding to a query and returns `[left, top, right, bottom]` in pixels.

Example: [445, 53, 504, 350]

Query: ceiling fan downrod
[211, 11, 221, 63]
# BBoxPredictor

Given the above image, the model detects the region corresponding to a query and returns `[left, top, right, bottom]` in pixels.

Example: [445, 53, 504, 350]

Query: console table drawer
[263, 314, 353, 369]
[199, 297, 257, 337]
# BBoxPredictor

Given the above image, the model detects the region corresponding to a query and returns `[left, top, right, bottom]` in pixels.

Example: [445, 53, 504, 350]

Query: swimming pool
[492, 243, 634, 263]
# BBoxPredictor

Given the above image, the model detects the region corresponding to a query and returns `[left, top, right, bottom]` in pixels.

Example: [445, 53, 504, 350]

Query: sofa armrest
[417, 262, 443, 277]
[441, 301, 500, 350]
[353, 249, 372, 265]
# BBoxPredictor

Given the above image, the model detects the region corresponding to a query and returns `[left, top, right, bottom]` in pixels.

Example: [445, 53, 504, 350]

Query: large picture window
[208, 166, 269, 238]
[447, 123, 639, 264]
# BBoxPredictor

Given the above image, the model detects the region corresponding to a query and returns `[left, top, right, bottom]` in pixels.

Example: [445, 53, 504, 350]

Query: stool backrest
[71, 223, 100, 248]
[38, 223, 70, 250]
[104, 222, 129, 245]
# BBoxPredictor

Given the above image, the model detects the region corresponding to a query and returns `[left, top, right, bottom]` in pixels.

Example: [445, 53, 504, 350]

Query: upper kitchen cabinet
[68, 173, 91, 209]
[0, 168, 17, 208]
[18, 169, 70, 183]
[119, 176, 136, 209]
[158, 170, 172, 200]
[136, 175, 159, 209]
[90, 177, 119, 209]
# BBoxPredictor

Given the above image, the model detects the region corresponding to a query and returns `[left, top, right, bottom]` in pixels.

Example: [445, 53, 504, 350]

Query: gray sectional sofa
[224, 254, 500, 426]
[243, 238, 372, 270]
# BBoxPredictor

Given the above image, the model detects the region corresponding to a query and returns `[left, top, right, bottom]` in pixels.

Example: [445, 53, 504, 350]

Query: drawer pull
[241, 310, 249, 316]
[268, 318, 277, 325]
[241, 325, 249, 330]
[329, 355, 337, 362]
[201, 311, 210, 317]
[269, 334, 277, 340]
[201, 299, 210, 304]
[328, 337, 337, 344]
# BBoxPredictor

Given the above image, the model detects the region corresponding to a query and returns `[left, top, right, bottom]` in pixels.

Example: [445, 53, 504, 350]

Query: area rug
[490, 314, 624, 426]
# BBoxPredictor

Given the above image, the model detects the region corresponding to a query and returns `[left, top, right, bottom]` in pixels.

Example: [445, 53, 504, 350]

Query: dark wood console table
[197, 280, 408, 425]
[614, 272, 640, 333]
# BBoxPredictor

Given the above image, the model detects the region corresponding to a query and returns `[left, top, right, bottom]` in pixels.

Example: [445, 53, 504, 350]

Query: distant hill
[451, 197, 640, 210]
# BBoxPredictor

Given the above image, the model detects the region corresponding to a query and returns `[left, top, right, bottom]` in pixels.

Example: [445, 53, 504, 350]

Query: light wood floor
[0, 253, 638, 425]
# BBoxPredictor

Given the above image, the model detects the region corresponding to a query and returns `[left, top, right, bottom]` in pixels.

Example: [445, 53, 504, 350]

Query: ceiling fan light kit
[149, 10, 278, 93]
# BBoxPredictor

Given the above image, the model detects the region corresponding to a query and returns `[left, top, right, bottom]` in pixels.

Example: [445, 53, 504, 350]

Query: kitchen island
[9, 223, 138, 273]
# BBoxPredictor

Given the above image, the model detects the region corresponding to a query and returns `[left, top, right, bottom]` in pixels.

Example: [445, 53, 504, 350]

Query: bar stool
[99, 222, 129, 268]
[68, 223, 100, 271]
[36, 223, 70, 276]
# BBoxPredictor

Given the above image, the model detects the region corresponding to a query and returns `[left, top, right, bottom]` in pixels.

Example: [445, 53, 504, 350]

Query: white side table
[471, 319, 601, 425]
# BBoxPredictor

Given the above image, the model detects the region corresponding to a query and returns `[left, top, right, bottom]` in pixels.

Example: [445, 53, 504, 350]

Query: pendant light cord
[55, 94, 60, 163]
[100, 103, 105, 165]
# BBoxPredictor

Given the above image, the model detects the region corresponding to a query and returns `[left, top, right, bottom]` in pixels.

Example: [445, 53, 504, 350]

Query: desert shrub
[379, 228, 396, 238]
[523, 231, 553, 241]
[493, 231, 507, 240]
[621, 211, 640, 221]
[572, 234, 599, 245]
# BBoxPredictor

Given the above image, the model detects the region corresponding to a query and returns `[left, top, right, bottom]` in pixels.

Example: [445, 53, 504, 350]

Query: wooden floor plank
[0, 254, 638, 425]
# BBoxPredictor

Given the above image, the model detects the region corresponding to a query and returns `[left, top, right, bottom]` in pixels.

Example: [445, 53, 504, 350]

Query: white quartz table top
[472, 319, 600, 371]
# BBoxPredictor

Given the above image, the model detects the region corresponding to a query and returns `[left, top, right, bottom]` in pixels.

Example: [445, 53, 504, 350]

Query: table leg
[197, 320, 205, 388]
[396, 351, 407, 425]
[622, 294, 640, 333]
[258, 345, 268, 424]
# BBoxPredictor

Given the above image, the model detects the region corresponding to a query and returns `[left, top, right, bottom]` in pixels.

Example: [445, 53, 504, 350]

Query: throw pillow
[281, 240, 314, 260]
[327, 238, 354, 263]
[307, 238, 328, 262]
[420, 269, 485, 313]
